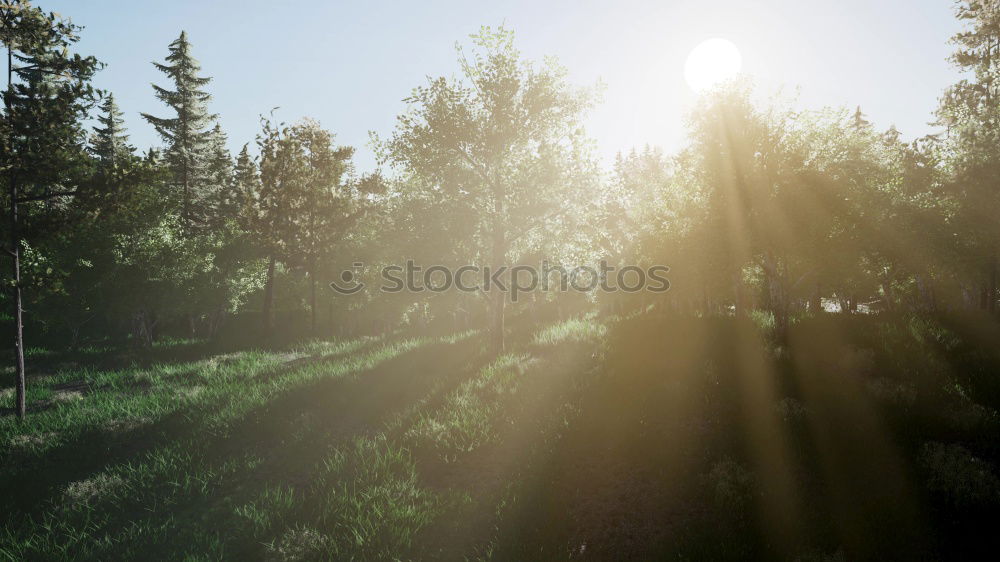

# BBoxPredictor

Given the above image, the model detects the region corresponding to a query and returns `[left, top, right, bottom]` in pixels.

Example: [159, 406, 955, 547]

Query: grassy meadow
[4, 310, 1000, 560]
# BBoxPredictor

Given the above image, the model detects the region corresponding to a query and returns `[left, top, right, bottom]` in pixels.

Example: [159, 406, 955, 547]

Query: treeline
[2, 3, 999, 398]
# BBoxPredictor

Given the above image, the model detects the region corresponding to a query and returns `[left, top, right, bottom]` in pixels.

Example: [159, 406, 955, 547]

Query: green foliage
[88, 93, 133, 173]
[141, 31, 220, 230]
[921, 441, 1000, 507]
[376, 25, 603, 349]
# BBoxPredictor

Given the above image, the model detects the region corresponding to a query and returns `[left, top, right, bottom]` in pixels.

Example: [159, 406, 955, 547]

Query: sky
[43, 0, 964, 173]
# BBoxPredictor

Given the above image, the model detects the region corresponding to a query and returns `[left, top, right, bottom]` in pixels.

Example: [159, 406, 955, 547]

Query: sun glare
[684, 38, 742, 92]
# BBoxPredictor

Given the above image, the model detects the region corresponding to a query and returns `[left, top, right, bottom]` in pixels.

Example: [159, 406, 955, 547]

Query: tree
[248, 116, 357, 335]
[936, 0, 1000, 312]
[681, 85, 801, 331]
[1, 0, 101, 418]
[380, 26, 598, 353]
[141, 30, 218, 231]
[205, 122, 233, 228]
[251, 115, 303, 333]
[35, 91, 145, 349]
[230, 144, 256, 224]
[89, 93, 133, 175]
[287, 119, 356, 334]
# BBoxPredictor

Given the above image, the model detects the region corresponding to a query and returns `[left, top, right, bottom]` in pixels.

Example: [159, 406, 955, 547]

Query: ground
[3, 311, 1000, 560]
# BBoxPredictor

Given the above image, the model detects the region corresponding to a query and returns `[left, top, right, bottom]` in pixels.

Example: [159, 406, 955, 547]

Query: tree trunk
[263, 254, 276, 333]
[733, 273, 744, 318]
[763, 252, 788, 340]
[810, 282, 822, 315]
[10, 180, 26, 420]
[491, 188, 506, 354]
[132, 309, 155, 348]
[492, 288, 505, 353]
[915, 274, 936, 313]
[7, 46, 26, 419]
[988, 256, 998, 314]
[207, 306, 226, 340]
[962, 283, 977, 309]
[880, 281, 897, 314]
[309, 266, 317, 335]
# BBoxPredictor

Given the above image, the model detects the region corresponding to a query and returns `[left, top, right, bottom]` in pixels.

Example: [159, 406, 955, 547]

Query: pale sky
[46, 0, 964, 172]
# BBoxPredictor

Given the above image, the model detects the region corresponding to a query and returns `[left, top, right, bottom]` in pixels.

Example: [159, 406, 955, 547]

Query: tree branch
[16, 190, 77, 203]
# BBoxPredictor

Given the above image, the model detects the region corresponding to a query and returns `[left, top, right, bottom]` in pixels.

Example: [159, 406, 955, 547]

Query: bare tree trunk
[962, 283, 977, 309]
[263, 254, 276, 333]
[309, 266, 317, 335]
[733, 273, 744, 318]
[989, 255, 998, 314]
[880, 280, 898, 313]
[7, 46, 26, 419]
[915, 274, 936, 313]
[10, 174, 26, 420]
[207, 306, 226, 340]
[810, 282, 822, 315]
[132, 309, 155, 348]
[491, 188, 506, 354]
[764, 252, 788, 339]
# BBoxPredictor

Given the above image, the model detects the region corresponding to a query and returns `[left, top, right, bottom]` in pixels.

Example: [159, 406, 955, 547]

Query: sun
[684, 38, 743, 92]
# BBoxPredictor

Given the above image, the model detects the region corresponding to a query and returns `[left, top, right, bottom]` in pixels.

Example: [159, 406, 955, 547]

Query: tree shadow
[2, 332, 492, 559]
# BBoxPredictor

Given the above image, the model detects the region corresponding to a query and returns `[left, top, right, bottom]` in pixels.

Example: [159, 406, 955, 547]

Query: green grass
[0, 332, 487, 560]
[531, 315, 607, 347]
[0, 318, 594, 560]
[407, 353, 534, 457]
[3, 311, 1000, 560]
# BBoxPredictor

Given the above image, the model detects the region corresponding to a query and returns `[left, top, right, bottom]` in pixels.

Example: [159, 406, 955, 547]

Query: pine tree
[89, 93, 133, 174]
[205, 122, 234, 226]
[1, 0, 101, 419]
[230, 144, 257, 227]
[852, 106, 871, 131]
[948, 0, 1000, 112]
[937, 0, 1000, 312]
[141, 31, 218, 229]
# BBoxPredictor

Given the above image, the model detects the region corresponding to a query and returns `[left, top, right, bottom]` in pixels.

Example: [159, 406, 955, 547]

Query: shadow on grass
[487, 311, 1000, 560]
[2, 332, 493, 559]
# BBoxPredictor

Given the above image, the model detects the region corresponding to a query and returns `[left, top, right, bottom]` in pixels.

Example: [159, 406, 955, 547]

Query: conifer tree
[205, 122, 234, 226]
[141, 31, 217, 230]
[937, 0, 1000, 312]
[89, 93, 133, 174]
[1, 0, 101, 419]
[230, 144, 257, 227]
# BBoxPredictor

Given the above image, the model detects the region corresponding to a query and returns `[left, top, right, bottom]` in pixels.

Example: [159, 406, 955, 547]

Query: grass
[3, 311, 1000, 560]
[407, 353, 533, 457]
[531, 314, 607, 346]
[0, 333, 484, 560]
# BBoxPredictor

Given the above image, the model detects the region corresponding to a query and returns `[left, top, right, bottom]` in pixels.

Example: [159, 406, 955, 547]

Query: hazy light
[684, 38, 743, 92]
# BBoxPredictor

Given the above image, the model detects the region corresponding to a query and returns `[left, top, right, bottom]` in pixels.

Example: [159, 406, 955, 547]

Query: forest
[3, 0, 1000, 559]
